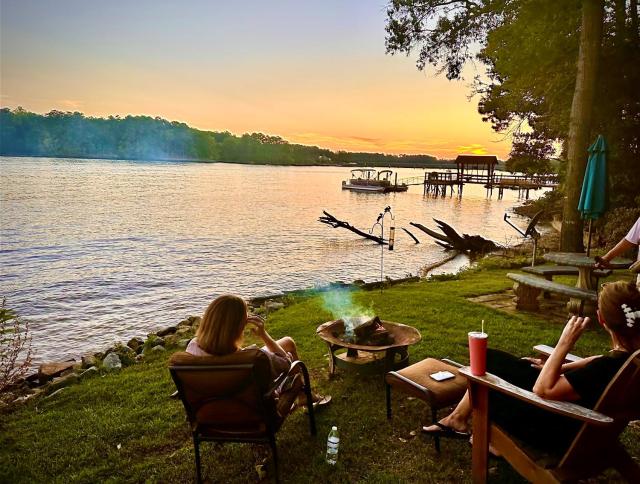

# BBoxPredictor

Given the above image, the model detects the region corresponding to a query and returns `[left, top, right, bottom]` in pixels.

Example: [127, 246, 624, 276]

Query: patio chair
[169, 349, 317, 483]
[461, 348, 640, 483]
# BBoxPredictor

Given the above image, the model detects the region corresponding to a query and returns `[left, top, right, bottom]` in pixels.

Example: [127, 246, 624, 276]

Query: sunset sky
[0, 0, 512, 159]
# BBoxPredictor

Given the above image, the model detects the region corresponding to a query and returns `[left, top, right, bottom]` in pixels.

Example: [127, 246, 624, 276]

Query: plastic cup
[468, 331, 488, 376]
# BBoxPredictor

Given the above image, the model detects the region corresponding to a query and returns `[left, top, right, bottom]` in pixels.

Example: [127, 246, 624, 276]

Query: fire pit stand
[316, 320, 422, 376]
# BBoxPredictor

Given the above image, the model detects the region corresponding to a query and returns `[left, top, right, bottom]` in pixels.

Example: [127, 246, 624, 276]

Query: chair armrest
[459, 367, 613, 426]
[385, 371, 429, 393]
[442, 358, 464, 368]
[264, 360, 310, 397]
[533, 344, 582, 363]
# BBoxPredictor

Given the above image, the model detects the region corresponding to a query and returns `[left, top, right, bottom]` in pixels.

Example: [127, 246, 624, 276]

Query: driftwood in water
[319, 211, 386, 244]
[402, 228, 420, 244]
[410, 219, 500, 253]
[419, 251, 460, 277]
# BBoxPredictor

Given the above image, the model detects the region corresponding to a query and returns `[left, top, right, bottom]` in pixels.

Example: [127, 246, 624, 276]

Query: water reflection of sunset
[0, 1, 511, 159]
[1, 159, 546, 363]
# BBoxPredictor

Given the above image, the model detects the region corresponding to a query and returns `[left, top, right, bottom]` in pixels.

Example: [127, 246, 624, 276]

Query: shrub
[0, 300, 33, 395]
[597, 205, 640, 251]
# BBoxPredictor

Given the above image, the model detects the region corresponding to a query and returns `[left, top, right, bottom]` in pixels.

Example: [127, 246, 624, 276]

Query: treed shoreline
[0, 107, 486, 169]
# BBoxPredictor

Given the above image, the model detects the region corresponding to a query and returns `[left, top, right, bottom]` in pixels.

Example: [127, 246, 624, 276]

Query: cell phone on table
[430, 370, 455, 382]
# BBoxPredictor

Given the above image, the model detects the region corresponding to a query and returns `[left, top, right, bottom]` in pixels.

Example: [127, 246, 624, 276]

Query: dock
[397, 155, 558, 198]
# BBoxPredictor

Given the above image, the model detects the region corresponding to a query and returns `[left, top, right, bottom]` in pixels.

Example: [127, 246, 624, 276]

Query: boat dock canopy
[454, 155, 498, 166]
[453, 155, 499, 185]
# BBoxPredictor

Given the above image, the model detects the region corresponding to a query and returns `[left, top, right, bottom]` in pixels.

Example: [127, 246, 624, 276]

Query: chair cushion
[386, 358, 467, 408]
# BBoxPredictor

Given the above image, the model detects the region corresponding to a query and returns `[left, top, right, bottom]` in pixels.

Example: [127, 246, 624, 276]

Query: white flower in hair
[621, 304, 640, 328]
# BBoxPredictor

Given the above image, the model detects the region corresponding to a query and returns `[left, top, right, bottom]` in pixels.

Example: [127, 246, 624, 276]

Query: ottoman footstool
[385, 358, 467, 452]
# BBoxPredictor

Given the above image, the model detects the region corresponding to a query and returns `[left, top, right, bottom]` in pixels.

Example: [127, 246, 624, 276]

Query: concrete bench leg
[543, 275, 552, 299]
[513, 282, 541, 311]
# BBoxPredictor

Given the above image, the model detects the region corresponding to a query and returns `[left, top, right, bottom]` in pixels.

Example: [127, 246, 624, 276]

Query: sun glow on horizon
[0, 0, 513, 160]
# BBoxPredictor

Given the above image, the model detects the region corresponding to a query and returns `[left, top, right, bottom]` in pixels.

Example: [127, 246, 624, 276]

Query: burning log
[410, 219, 501, 254]
[318, 211, 386, 245]
[336, 316, 394, 346]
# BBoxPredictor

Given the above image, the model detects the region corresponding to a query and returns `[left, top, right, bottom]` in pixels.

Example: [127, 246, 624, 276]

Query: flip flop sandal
[421, 422, 470, 440]
[313, 394, 332, 409]
[298, 394, 332, 413]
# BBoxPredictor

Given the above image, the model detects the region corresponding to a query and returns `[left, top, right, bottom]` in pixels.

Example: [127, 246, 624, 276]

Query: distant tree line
[0, 108, 443, 168]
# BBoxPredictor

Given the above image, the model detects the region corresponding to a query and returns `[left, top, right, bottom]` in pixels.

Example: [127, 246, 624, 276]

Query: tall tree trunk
[631, 0, 639, 43]
[560, 0, 605, 252]
[614, 0, 627, 40]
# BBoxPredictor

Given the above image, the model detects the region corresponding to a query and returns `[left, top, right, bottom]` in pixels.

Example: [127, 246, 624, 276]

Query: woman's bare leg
[423, 390, 472, 433]
[273, 336, 330, 405]
[275, 336, 299, 360]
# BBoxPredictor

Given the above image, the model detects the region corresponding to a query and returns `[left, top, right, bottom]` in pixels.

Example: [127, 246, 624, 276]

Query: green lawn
[1, 267, 637, 483]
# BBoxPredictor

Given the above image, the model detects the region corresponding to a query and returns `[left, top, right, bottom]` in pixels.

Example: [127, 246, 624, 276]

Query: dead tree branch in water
[410, 219, 500, 253]
[319, 211, 386, 244]
[402, 228, 420, 244]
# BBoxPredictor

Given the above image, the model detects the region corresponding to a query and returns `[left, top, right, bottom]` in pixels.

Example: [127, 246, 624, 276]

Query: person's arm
[595, 238, 636, 268]
[246, 315, 290, 360]
[532, 316, 590, 400]
[522, 354, 600, 372]
[560, 355, 600, 372]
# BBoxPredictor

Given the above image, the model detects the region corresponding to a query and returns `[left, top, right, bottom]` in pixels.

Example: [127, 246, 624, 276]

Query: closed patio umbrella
[577, 134, 608, 256]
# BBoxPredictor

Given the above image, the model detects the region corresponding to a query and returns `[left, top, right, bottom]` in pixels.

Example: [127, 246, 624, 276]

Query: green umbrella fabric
[578, 134, 608, 220]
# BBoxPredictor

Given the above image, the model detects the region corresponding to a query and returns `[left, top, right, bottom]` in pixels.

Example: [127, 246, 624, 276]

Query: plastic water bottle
[326, 426, 339, 465]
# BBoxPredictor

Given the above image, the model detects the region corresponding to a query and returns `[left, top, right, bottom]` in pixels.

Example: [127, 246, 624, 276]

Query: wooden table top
[544, 252, 632, 269]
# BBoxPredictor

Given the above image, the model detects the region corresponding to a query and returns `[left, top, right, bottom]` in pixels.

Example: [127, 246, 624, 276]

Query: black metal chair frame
[170, 360, 316, 483]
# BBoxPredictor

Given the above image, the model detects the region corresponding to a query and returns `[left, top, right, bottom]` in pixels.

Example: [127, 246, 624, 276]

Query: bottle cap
[332, 426, 337, 431]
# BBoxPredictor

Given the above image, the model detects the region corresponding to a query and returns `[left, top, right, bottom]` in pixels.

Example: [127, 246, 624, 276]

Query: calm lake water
[0, 157, 545, 363]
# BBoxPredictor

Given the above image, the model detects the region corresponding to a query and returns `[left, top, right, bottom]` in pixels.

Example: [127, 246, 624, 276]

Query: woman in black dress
[423, 280, 640, 453]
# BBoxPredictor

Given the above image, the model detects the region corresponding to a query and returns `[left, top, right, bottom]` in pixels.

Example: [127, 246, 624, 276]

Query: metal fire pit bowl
[316, 319, 421, 376]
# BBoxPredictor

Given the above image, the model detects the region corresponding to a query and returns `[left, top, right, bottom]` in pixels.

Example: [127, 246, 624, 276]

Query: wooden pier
[397, 155, 558, 198]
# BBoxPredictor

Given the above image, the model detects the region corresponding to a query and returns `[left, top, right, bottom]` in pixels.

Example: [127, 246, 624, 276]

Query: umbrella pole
[586, 219, 593, 257]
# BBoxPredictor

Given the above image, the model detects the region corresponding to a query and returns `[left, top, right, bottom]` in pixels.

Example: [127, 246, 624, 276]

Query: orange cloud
[457, 144, 489, 155]
[288, 133, 504, 159]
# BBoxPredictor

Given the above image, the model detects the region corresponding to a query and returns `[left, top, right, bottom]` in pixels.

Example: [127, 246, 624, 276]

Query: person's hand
[557, 315, 590, 349]
[246, 315, 266, 338]
[594, 255, 610, 269]
[521, 356, 545, 369]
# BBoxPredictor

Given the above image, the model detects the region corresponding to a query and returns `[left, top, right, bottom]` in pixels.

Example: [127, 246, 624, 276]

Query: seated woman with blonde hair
[186, 294, 330, 408]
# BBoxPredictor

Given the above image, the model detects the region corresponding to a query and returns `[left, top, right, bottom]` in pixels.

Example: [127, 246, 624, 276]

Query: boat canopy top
[350, 168, 377, 179]
[377, 170, 393, 180]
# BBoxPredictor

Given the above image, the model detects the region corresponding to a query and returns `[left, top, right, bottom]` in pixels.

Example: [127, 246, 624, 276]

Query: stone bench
[521, 265, 611, 298]
[521, 265, 611, 280]
[506, 272, 597, 314]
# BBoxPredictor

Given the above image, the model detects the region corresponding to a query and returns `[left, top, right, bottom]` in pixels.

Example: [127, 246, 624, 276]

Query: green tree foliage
[386, 0, 639, 208]
[506, 133, 554, 175]
[0, 108, 440, 167]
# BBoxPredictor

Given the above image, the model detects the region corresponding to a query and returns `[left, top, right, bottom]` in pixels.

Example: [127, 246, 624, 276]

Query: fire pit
[316, 317, 421, 376]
